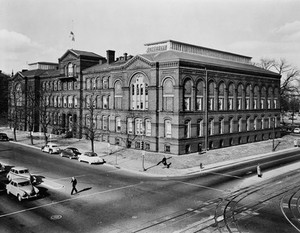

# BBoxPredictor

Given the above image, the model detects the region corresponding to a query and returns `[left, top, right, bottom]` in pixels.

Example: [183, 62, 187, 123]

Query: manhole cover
[50, 215, 62, 220]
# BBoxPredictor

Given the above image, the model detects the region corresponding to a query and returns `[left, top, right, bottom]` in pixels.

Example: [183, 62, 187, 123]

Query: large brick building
[9, 40, 281, 155]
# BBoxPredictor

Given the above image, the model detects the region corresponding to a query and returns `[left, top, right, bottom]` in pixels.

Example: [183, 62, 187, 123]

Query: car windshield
[19, 181, 31, 186]
[19, 170, 29, 174]
[85, 153, 96, 157]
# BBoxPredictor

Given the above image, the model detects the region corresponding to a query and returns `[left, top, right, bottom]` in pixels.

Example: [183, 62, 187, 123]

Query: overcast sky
[1, 0, 300, 74]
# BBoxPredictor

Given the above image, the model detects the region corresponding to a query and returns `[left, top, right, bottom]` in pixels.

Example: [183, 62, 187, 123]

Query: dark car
[60, 147, 81, 159]
[0, 133, 9, 141]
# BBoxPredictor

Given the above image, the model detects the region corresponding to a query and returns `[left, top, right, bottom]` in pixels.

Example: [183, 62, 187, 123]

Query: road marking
[50, 174, 87, 181]
[205, 171, 241, 179]
[0, 182, 142, 218]
[177, 181, 230, 193]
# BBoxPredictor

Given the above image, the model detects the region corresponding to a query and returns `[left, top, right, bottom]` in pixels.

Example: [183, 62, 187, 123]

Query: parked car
[7, 166, 32, 181]
[294, 128, 300, 134]
[6, 178, 39, 201]
[41, 143, 60, 154]
[0, 133, 9, 141]
[60, 147, 81, 159]
[78, 152, 106, 165]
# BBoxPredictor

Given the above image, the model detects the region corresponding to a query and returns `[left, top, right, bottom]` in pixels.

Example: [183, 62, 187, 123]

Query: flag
[70, 31, 75, 41]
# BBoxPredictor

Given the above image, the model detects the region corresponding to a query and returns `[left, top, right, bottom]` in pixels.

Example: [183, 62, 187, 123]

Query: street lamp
[272, 117, 275, 152]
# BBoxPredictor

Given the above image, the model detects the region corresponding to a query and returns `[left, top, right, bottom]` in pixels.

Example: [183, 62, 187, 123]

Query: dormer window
[68, 63, 73, 77]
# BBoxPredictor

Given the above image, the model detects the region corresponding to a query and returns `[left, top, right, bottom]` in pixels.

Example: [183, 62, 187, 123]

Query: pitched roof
[70, 49, 104, 59]
[140, 50, 280, 77]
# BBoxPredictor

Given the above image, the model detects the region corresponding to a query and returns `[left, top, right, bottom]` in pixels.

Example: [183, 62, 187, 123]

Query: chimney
[124, 53, 128, 61]
[106, 50, 115, 64]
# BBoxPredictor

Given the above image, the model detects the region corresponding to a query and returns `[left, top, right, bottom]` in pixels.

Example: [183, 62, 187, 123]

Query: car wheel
[78, 159, 81, 162]
[89, 161, 92, 165]
[69, 157, 72, 159]
[17, 194, 22, 202]
[49, 150, 53, 154]
[6, 189, 10, 195]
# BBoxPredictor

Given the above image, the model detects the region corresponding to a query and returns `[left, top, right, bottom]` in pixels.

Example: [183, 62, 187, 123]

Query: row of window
[47, 114, 278, 139]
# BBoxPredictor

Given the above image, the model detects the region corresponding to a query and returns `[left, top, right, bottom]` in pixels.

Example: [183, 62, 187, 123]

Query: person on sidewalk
[71, 177, 78, 195]
[257, 164, 262, 178]
[157, 157, 171, 168]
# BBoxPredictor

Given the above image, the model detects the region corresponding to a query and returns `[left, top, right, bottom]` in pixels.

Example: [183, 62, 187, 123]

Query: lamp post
[272, 117, 275, 152]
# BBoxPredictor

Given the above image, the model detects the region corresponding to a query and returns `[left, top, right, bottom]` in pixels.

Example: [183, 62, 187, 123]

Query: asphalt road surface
[0, 142, 300, 233]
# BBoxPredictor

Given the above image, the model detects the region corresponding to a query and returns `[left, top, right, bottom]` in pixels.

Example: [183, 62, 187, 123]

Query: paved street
[1, 141, 300, 232]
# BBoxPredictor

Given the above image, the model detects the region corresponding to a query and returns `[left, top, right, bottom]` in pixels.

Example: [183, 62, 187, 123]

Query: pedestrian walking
[257, 164, 262, 178]
[157, 157, 171, 168]
[71, 177, 78, 195]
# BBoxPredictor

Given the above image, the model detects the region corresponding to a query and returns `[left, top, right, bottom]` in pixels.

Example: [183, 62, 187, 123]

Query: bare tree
[8, 83, 24, 141]
[38, 88, 54, 145]
[256, 58, 300, 98]
[81, 94, 101, 152]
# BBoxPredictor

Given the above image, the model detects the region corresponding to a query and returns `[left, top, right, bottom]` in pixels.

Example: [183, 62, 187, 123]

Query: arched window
[184, 120, 191, 138]
[103, 96, 109, 109]
[103, 77, 108, 89]
[68, 63, 73, 77]
[63, 96, 67, 108]
[267, 87, 273, 109]
[261, 87, 266, 109]
[15, 83, 23, 106]
[116, 117, 121, 132]
[208, 118, 214, 135]
[254, 86, 259, 109]
[208, 82, 215, 111]
[196, 80, 204, 111]
[246, 116, 251, 131]
[184, 79, 192, 111]
[92, 78, 96, 89]
[219, 118, 225, 134]
[228, 83, 234, 110]
[135, 118, 143, 135]
[127, 118, 133, 134]
[96, 77, 101, 89]
[102, 116, 108, 130]
[54, 96, 57, 107]
[130, 73, 149, 110]
[229, 117, 234, 133]
[218, 82, 225, 110]
[197, 119, 203, 137]
[261, 116, 265, 129]
[163, 78, 174, 111]
[68, 96, 73, 108]
[246, 85, 251, 110]
[114, 81, 123, 110]
[145, 119, 151, 136]
[86, 95, 91, 108]
[97, 95, 101, 109]
[254, 116, 258, 130]
[237, 84, 243, 110]
[86, 78, 91, 90]
[74, 96, 78, 108]
[238, 117, 243, 132]
[165, 119, 172, 138]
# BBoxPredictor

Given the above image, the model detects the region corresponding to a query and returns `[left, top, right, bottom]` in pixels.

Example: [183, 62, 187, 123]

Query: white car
[41, 143, 60, 154]
[6, 178, 39, 201]
[78, 152, 106, 165]
[294, 128, 300, 134]
[7, 167, 32, 181]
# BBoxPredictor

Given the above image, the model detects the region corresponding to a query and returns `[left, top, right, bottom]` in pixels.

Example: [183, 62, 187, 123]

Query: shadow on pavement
[77, 187, 92, 194]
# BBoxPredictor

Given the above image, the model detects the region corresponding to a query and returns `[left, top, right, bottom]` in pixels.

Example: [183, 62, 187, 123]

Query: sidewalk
[1, 127, 299, 177]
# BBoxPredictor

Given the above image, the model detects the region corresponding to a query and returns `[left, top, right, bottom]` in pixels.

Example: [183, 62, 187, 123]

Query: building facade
[9, 40, 281, 155]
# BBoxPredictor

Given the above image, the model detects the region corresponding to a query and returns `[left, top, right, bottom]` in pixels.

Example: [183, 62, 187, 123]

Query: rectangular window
[145, 143, 150, 151]
[184, 97, 191, 111]
[246, 98, 250, 109]
[267, 99, 271, 109]
[103, 116, 107, 130]
[196, 97, 203, 111]
[228, 98, 233, 110]
[237, 98, 242, 110]
[165, 145, 170, 153]
[218, 98, 224, 110]
[209, 98, 214, 111]
[128, 118, 133, 134]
